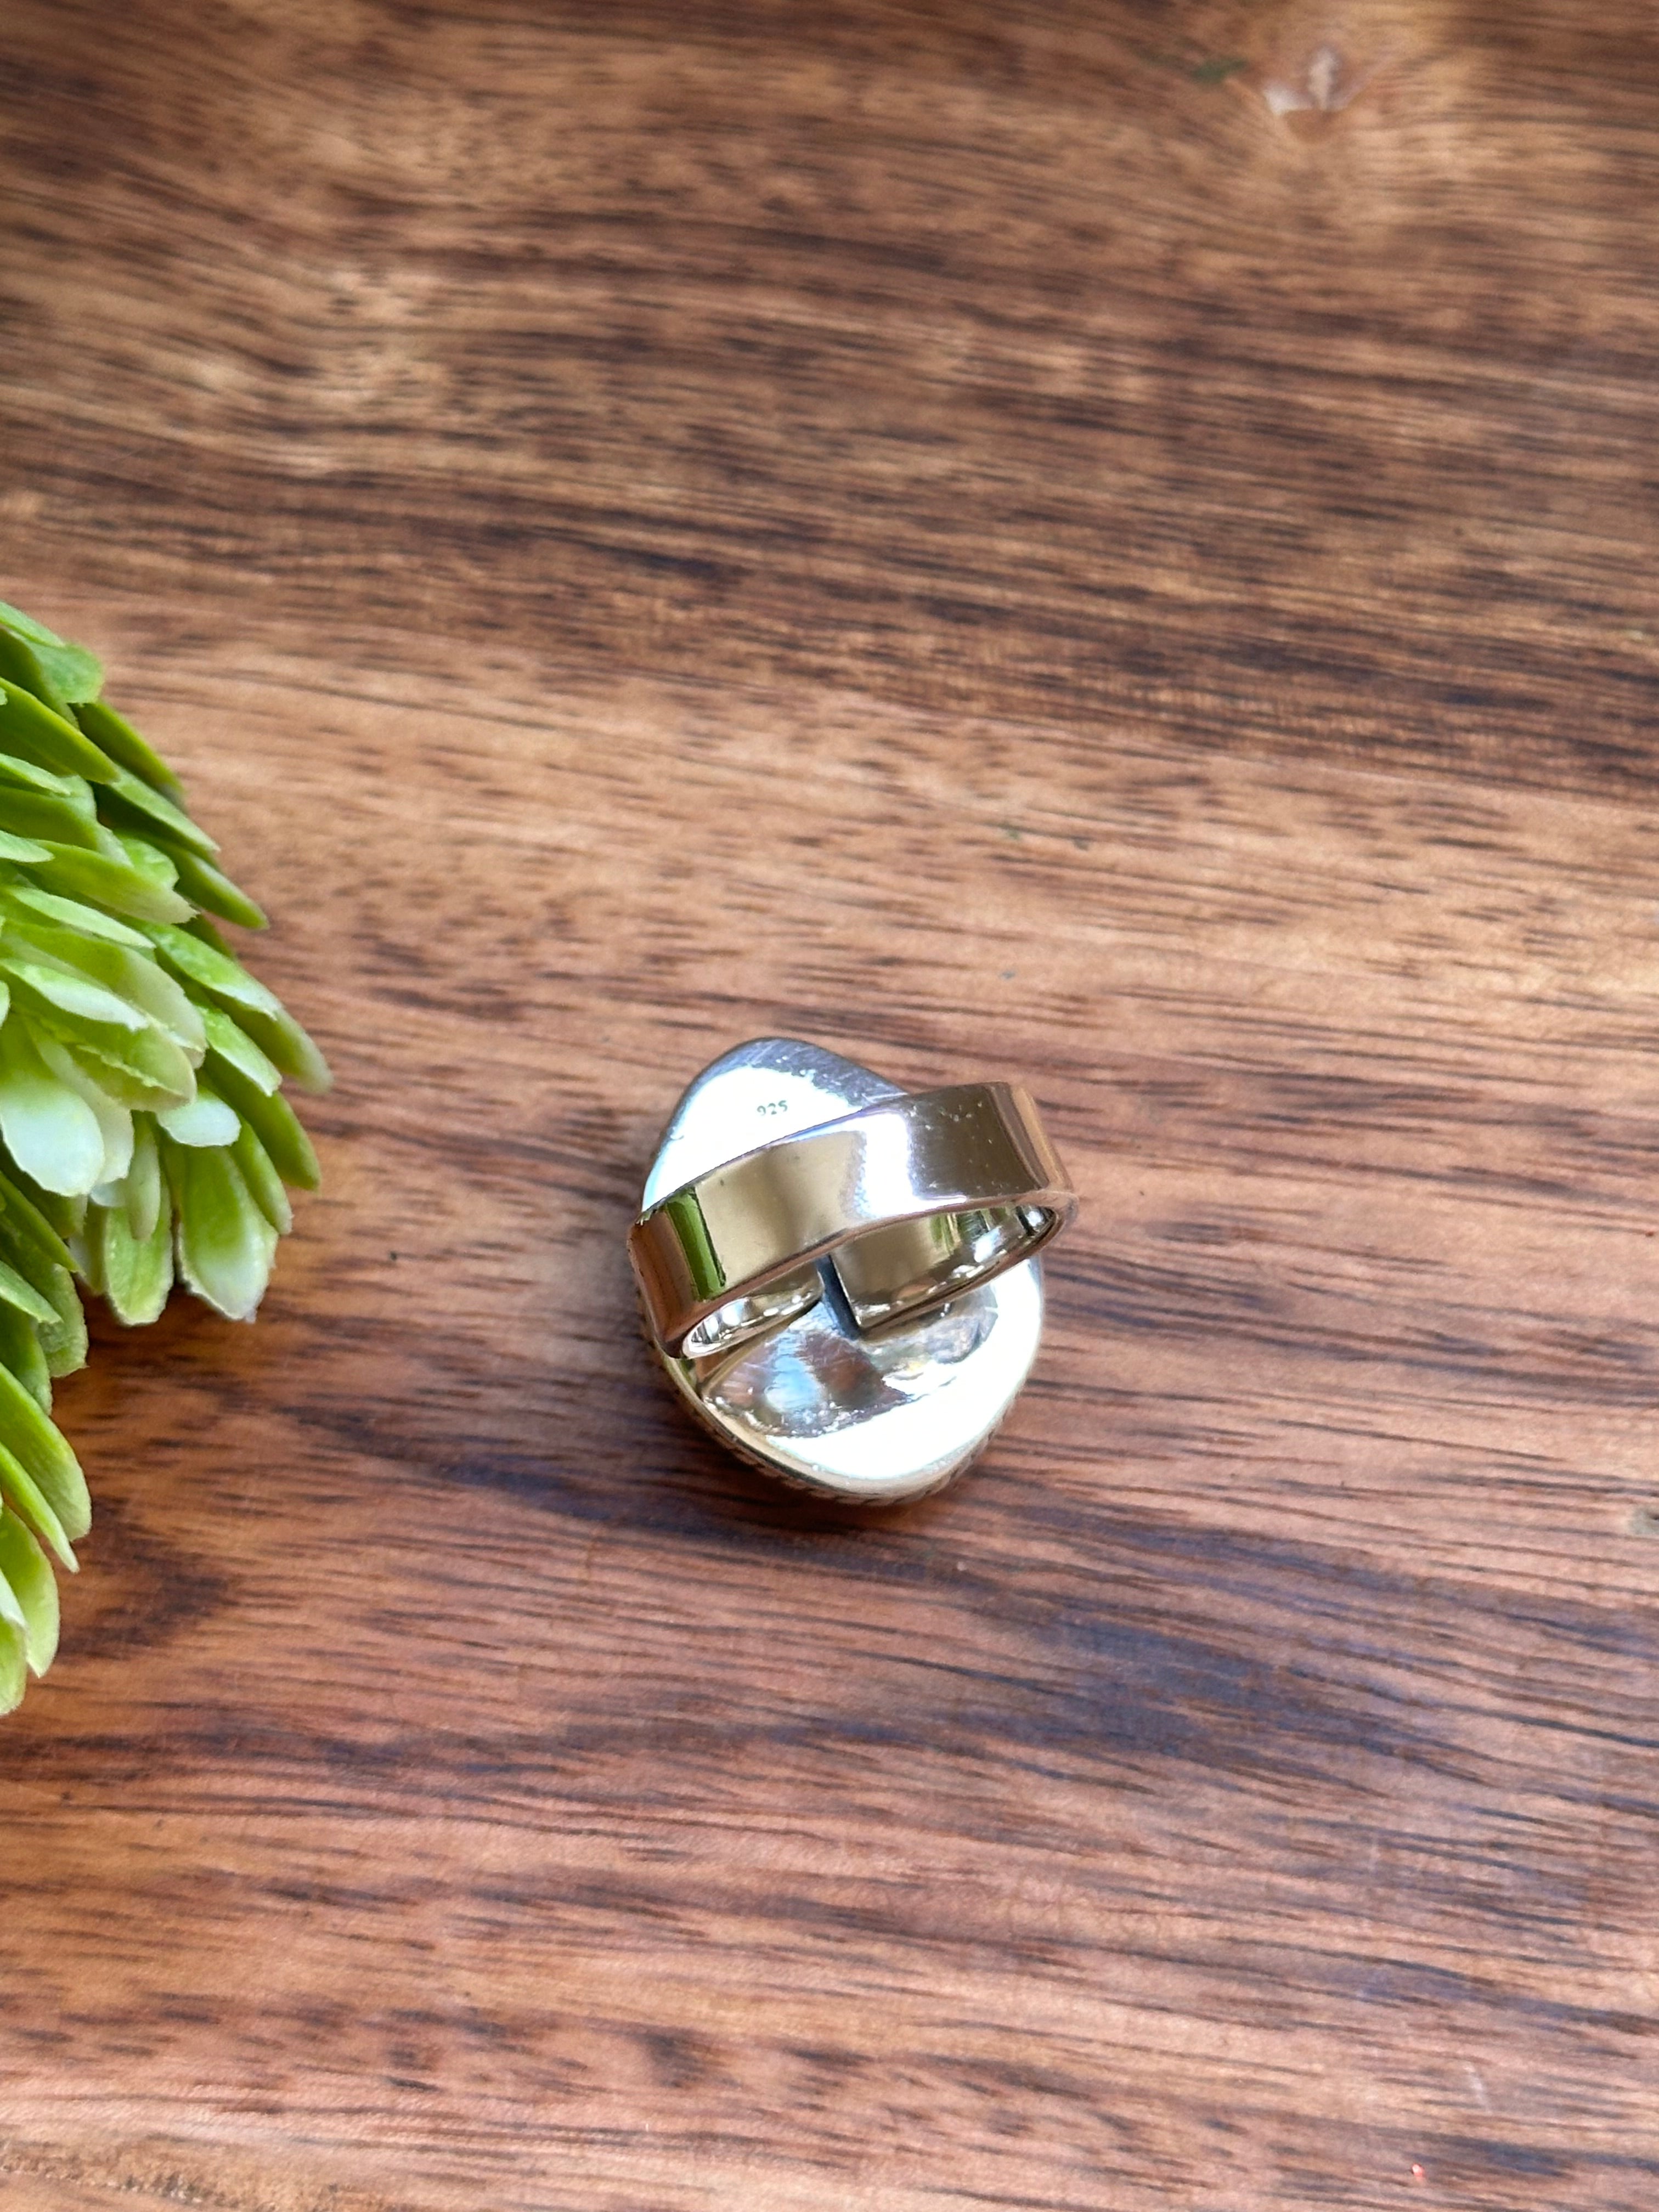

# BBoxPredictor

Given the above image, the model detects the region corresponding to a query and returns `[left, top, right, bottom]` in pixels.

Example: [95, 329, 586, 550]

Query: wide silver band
[629, 1080, 1076, 1359]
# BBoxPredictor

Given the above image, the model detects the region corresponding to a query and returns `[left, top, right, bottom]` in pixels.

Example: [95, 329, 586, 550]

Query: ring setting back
[628, 1039, 1077, 1503]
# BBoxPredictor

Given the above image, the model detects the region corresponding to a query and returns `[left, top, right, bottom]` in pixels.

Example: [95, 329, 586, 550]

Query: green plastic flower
[0, 599, 328, 1711]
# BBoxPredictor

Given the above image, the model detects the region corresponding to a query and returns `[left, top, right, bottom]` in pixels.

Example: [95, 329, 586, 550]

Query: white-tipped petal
[0, 1019, 105, 1195]
[156, 1088, 240, 1149]
[36, 1035, 134, 1186]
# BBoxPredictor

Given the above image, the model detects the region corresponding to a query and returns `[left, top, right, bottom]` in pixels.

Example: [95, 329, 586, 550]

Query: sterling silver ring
[629, 1039, 1077, 1503]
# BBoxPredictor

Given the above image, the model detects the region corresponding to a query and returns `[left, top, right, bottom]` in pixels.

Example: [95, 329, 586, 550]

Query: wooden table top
[2, 4, 1655, 2207]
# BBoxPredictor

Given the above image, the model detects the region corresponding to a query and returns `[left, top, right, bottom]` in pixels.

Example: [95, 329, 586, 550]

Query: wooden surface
[1, 4, 1656, 2206]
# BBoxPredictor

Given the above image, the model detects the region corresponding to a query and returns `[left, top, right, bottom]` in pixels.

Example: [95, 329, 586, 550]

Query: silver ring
[630, 1040, 1077, 1503]
[631, 1080, 1074, 1357]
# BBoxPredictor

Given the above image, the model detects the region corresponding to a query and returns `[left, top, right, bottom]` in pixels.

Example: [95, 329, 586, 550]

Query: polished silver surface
[631, 1039, 1076, 1503]
[631, 1077, 1074, 1357]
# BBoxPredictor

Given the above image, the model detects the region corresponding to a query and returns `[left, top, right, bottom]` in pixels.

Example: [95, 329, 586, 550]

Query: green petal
[74, 698, 183, 800]
[94, 767, 218, 859]
[0, 1510, 59, 1674]
[0, 681, 116, 781]
[0, 1212, 85, 1378]
[26, 844, 193, 925]
[5, 885, 150, 947]
[0, 629, 71, 720]
[0, 603, 103, 707]
[0, 1305, 51, 1412]
[0, 1556, 26, 1637]
[108, 830, 178, 888]
[0, 1360, 89, 1543]
[232, 1119, 291, 1234]
[0, 1163, 84, 1245]
[0, 1017, 106, 1194]
[0, 753, 81, 799]
[40, 1003, 198, 1109]
[95, 1195, 174, 1327]
[144, 923, 330, 1090]
[206, 1054, 320, 1189]
[55, 1035, 191, 1114]
[0, 957, 147, 1033]
[0, 605, 72, 648]
[125, 1114, 163, 1242]
[156, 1085, 238, 1148]
[70, 1211, 102, 1297]
[223, 997, 328, 1091]
[0, 789, 101, 851]
[0, 1438, 76, 1568]
[0, 1613, 25, 1714]
[163, 1137, 276, 1321]
[142, 838, 266, 930]
[36, 1269, 87, 1379]
[0, 1167, 76, 1282]
[141, 921, 283, 1014]
[200, 1003, 279, 1094]
[2, 922, 205, 1054]
[35, 1035, 133, 1186]
[0, 830, 53, 864]
[185, 915, 233, 955]
[0, 1257, 58, 1328]
[6, 980, 190, 1124]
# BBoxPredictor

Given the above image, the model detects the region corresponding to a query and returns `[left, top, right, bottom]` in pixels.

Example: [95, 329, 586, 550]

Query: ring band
[629, 1080, 1075, 1358]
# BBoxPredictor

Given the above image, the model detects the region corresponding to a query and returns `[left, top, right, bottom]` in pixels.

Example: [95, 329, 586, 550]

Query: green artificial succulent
[0, 599, 328, 1711]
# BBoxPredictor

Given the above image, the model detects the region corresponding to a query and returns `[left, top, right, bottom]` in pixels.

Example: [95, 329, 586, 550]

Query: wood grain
[1, 3, 1656, 2207]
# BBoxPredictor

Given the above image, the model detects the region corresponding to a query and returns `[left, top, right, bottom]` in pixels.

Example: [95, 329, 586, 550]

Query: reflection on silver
[713, 1289, 1000, 1440]
[632, 1039, 1074, 1504]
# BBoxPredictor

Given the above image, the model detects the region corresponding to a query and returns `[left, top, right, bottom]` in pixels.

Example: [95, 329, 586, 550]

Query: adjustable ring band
[628, 1080, 1076, 1358]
